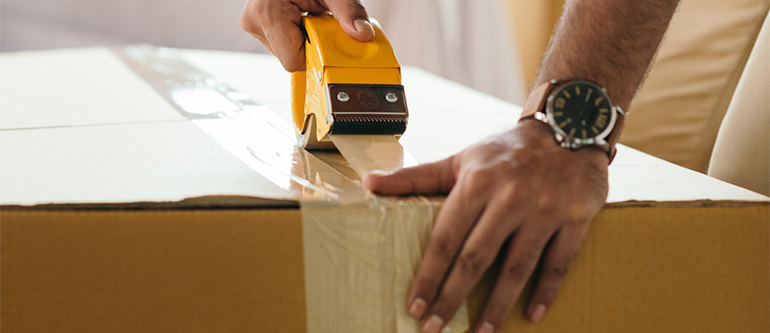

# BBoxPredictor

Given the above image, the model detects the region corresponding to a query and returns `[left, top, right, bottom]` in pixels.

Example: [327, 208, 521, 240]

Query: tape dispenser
[291, 14, 408, 150]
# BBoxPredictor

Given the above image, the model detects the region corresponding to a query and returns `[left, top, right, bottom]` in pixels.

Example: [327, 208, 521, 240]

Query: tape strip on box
[302, 197, 469, 333]
[114, 45, 469, 332]
[329, 135, 418, 176]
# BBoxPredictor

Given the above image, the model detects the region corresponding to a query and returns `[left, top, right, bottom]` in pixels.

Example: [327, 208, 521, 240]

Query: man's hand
[240, 0, 375, 72]
[363, 120, 609, 332]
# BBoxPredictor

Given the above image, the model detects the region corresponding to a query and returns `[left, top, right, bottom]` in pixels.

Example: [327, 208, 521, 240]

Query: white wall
[0, 0, 264, 52]
[1, 0, 525, 104]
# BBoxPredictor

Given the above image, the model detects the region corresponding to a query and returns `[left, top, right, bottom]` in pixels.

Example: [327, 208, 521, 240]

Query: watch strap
[604, 107, 624, 163]
[519, 81, 554, 121]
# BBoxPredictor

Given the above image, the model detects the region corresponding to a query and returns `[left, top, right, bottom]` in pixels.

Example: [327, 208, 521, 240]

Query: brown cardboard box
[3, 205, 767, 332]
[1, 47, 768, 332]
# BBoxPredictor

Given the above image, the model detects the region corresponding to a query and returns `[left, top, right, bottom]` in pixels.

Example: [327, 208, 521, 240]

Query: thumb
[324, 0, 375, 42]
[362, 157, 457, 196]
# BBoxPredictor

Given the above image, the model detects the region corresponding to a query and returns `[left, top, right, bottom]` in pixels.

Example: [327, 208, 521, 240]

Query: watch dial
[550, 81, 612, 140]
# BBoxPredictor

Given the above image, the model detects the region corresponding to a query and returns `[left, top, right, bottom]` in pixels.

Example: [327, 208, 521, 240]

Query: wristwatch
[519, 79, 625, 162]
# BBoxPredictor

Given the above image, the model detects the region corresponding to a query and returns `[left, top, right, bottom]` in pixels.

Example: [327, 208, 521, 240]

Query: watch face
[546, 80, 614, 142]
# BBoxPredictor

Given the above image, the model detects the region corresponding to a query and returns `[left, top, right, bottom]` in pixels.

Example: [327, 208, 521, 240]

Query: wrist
[514, 119, 610, 166]
[516, 118, 618, 166]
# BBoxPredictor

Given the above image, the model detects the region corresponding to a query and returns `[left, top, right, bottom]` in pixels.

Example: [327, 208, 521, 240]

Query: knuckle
[488, 158, 515, 176]
[257, 1, 294, 25]
[499, 182, 521, 203]
[430, 233, 458, 261]
[504, 262, 528, 281]
[281, 59, 304, 72]
[565, 204, 592, 228]
[456, 249, 489, 276]
[547, 249, 579, 281]
[239, 5, 258, 33]
[239, 12, 251, 32]
[344, 0, 366, 14]
[536, 191, 554, 212]
[546, 264, 569, 280]
[503, 240, 544, 281]
[463, 168, 493, 193]
[272, 1, 294, 16]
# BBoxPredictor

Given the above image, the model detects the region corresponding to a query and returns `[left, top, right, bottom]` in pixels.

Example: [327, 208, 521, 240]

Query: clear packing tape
[115, 45, 469, 332]
[302, 197, 468, 332]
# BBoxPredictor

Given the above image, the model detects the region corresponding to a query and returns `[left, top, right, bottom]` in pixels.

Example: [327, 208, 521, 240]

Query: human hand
[240, 0, 375, 71]
[363, 120, 609, 332]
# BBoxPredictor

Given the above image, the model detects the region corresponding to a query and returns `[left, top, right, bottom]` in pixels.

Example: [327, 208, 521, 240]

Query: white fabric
[0, 0, 264, 52]
[1, 0, 527, 106]
[365, 0, 527, 105]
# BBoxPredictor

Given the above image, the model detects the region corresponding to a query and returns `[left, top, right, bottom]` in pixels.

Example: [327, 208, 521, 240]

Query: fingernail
[354, 19, 374, 35]
[530, 304, 547, 324]
[408, 298, 427, 318]
[369, 169, 392, 176]
[476, 321, 494, 333]
[421, 315, 444, 333]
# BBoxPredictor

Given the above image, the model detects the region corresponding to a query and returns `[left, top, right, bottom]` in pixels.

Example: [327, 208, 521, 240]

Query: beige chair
[622, 0, 769, 175]
[709, 11, 770, 196]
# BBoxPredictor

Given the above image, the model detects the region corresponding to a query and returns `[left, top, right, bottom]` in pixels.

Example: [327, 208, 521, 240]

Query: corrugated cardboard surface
[1, 209, 306, 332]
[3, 204, 768, 332]
[470, 204, 770, 332]
[1, 47, 769, 332]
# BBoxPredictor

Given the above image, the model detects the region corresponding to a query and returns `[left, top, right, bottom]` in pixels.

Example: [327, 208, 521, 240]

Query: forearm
[535, 0, 680, 110]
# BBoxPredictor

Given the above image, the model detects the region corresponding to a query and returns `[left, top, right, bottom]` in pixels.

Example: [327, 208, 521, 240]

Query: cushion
[620, 0, 769, 173]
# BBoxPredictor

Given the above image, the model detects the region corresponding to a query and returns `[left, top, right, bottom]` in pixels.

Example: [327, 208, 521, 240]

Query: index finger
[259, 3, 307, 71]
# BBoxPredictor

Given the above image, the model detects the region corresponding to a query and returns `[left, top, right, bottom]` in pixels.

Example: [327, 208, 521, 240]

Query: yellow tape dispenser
[291, 14, 408, 150]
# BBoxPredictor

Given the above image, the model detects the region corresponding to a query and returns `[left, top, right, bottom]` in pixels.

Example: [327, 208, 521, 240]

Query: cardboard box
[1, 47, 768, 332]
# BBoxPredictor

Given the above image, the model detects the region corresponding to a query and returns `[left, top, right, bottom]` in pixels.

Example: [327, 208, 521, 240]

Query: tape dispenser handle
[291, 18, 311, 134]
[291, 70, 306, 132]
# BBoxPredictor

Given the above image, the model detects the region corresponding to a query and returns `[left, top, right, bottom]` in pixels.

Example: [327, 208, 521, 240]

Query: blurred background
[0, 0, 567, 106]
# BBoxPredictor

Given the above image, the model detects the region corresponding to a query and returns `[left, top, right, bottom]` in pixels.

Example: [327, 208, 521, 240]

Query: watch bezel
[543, 79, 618, 151]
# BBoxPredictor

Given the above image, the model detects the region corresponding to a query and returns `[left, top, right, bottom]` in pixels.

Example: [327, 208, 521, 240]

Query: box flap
[0, 47, 184, 130]
[0, 121, 295, 207]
